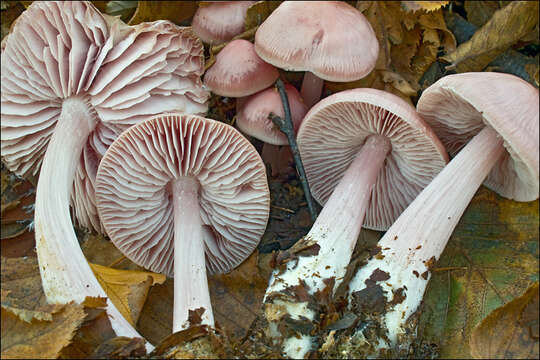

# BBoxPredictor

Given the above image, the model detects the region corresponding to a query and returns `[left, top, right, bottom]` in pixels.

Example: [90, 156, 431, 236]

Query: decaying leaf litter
[0, 0, 538, 358]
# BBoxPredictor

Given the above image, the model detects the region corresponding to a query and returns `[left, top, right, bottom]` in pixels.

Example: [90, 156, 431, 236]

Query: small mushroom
[95, 113, 270, 332]
[346, 72, 539, 354]
[1, 1, 208, 347]
[254, 1, 378, 107]
[263, 88, 448, 358]
[192, 1, 256, 45]
[203, 39, 279, 97]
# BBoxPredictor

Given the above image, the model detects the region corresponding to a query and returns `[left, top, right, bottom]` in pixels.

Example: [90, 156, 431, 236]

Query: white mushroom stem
[347, 126, 504, 351]
[172, 176, 214, 333]
[300, 71, 325, 108]
[264, 135, 391, 358]
[34, 97, 153, 351]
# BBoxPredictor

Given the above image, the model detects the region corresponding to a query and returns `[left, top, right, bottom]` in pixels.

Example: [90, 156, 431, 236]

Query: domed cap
[236, 84, 307, 145]
[95, 113, 270, 277]
[203, 39, 279, 97]
[192, 1, 256, 44]
[1, 1, 209, 232]
[254, 1, 378, 82]
[417, 72, 539, 201]
[297, 88, 448, 230]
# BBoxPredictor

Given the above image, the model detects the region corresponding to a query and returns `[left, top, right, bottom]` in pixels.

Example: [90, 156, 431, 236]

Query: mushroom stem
[34, 97, 151, 349]
[172, 176, 214, 333]
[300, 71, 325, 108]
[346, 125, 504, 352]
[264, 134, 391, 358]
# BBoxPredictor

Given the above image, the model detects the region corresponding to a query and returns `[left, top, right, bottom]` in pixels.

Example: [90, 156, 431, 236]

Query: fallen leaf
[80, 232, 141, 271]
[470, 282, 539, 359]
[418, 187, 539, 358]
[401, 1, 449, 13]
[1, 302, 85, 359]
[0, 1, 24, 40]
[89, 263, 166, 327]
[244, 1, 281, 30]
[442, 1, 539, 72]
[464, 1, 506, 28]
[128, 1, 197, 25]
[1, 257, 45, 310]
[525, 63, 539, 86]
[104, 0, 137, 22]
[91, 336, 146, 359]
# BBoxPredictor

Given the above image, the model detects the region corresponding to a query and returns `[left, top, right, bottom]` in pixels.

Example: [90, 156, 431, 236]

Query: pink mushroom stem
[347, 126, 504, 351]
[264, 135, 391, 357]
[300, 71, 325, 108]
[34, 97, 150, 348]
[172, 176, 214, 333]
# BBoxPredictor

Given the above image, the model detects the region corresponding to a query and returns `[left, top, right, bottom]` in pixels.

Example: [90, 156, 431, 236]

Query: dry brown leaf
[442, 1, 539, 72]
[244, 1, 281, 30]
[128, 1, 197, 25]
[464, 1, 506, 28]
[91, 336, 146, 359]
[81, 233, 140, 271]
[401, 1, 449, 13]
[470, 282, 539, 359]
[89, 263, 165, 327]
[1, 257, 45, 310]
[525, 63, 539, 87]
[1, 302, 85, 359]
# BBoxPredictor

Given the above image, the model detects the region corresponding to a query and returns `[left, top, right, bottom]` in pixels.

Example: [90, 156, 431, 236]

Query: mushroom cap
[236, 84, 307, 145]
[192, 1, 256, 44]
[95, 113, 270, 277]
[203, 39, 279, 97]
[297, 88, 449, 231]
[1, 1, 209, 233]
[417, 72, 539, 202]
[254, 1, 378, 82]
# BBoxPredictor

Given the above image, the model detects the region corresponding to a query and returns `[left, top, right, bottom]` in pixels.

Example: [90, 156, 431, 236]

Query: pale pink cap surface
[0, 2, 209, 232]
[417, 72, 539, 201]
[192, 1, 256, 44]
[236, 84, 307, 145]
[254, 1, 378, 82]
[203, 39, 279, 97]
[297, 88, 449, 230]
[95, 113, 270, 277]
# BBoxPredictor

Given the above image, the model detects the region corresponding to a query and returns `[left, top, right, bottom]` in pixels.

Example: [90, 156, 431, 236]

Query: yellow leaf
[1, 303, 85, 359]
[401, 1, 449, 13]
[244, 1, 282, 31]
[89, 263, 166, 326]
[128, 1, 197, 25]
[442, 1, 539, 73]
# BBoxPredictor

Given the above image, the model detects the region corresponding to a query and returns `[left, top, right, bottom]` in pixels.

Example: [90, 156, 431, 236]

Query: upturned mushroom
[95, 113, 270, 332]
[263, 88, 448, 358]
[1, 1, 208, 347]
[203, 39, 279, 98]
[192, 1, 256, 45]
[345, 72, 539, 356]
[254, 1, 378, 107]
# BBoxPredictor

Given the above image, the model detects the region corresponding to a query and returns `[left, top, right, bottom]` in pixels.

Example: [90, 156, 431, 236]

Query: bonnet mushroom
[1, 1, 208, 346]
[345, 72, 539, 355]
[192, 1, 256, 45]
[263, 88, 448, 358]
[254, 1, 378, 107]
[95, 113, 270, 332]
[203, 39, 279, 97]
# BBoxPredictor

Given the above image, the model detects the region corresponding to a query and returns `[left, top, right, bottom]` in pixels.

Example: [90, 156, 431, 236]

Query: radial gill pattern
[297, 89, 448, 230]
[1, 1, 209, 232]
[96, 114, 270, 277]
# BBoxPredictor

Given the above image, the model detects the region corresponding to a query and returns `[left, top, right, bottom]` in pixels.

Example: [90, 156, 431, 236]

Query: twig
[269, 78, 317, 222]
[210, 27, 258, 55]
[271, 205, 295, 214]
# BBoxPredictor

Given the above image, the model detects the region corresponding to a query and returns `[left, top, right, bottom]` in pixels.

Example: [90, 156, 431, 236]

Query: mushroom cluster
[2, 1, 538, 358]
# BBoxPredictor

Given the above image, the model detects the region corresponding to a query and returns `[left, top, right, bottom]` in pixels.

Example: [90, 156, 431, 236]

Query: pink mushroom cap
[297, 88, 449, 230]
[203, 39, 279, 97]
[417, 72, 539, 201]
[95, 113, 270, 277]
[192, 1, 256, 44]
[236, 84, 307, 145]
[254, 1, 378, 82]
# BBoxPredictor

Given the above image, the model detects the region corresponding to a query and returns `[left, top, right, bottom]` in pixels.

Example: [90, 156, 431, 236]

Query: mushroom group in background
[263, 88, 449, 358]
[192, 1, 255, 45]
[255, 1, 379, 107]
[344, 72, 539, 356]
[0, 1, 208, 347]
[95, 113, 270, 333]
